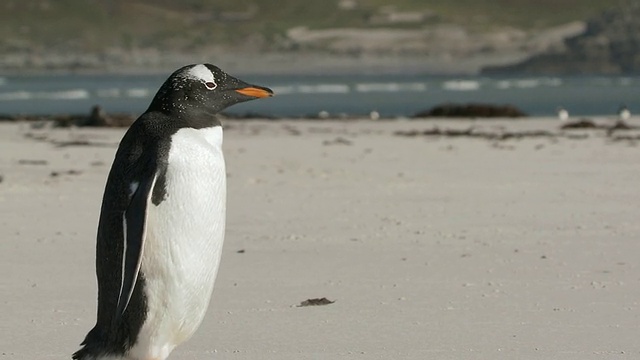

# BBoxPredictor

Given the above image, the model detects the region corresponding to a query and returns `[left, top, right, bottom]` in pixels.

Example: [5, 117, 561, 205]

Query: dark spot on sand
[282, 124, 302, 136]
[236, 249, 245, 254]
[54, 140, 92, 147]
[23, 132, 48, 141]
[395, 127, 589, 141]
[414, 103, 527, 118]
[297, 298, 335, 307]
[50, 170, 82, 178]
[560, 119, 597, 129]
[322, 137, 352, 146]
[18, 159, 48, 165]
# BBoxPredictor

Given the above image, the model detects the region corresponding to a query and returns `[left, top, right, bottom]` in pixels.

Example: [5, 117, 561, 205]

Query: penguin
[556, 106, 569, 122]
[73, 64, 273, 360]
[618, 104, 631, 122]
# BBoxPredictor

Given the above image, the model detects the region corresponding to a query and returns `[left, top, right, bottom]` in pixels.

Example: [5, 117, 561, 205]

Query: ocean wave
[0, 89, 89, 101]
[97, 88, 122, 98]
[0, 91, 32, 101]
[126, 88, 151, 98]
[272, 82, 428, 95]
[270, 85, 296, 95]
[589, 77, 615, 86]
[355, 82, 427, 93]
[442, 80, 480, 91]
[497, 79, 536, 89]
[543, 78, 563, 87]
[269, 84, 350, 95]
[297, 84, 350, 94]
[496, 77, 563, 89]
[44, 89, 90, 100]
[617, 77, 633, 86]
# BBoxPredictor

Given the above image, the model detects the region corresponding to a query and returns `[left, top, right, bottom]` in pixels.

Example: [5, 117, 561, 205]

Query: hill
[483, 2, 640, 75]
[0, 0, 615, 74]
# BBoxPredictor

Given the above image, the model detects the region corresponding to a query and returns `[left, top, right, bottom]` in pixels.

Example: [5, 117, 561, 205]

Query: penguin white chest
[133, 126, 226, 359]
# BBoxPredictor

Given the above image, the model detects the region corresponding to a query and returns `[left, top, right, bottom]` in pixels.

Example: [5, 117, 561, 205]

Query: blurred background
[0, 0, 638, 118]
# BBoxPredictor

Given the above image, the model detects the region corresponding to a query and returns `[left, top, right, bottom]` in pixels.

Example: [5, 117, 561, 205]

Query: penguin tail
[72, 340, 98, 359]
[71, 348, 94, 360]
[72, 327, 111, 360]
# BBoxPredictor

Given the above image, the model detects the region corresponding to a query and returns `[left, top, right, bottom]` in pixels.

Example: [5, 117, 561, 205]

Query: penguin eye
[205, 81, 216, 90]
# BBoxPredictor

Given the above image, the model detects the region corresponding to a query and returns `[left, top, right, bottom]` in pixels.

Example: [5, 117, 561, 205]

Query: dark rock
[80, 105, 110, 126]
[73, 105, 136, 127]
[0, 114, 16, 121]
[414, 103, 527, 118]
[297, 298, 335, 307]
[560, 119, 598, 129]
[3, 106, 138, 128]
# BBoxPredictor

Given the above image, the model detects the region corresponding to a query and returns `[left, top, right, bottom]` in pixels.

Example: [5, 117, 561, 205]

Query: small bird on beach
[618, 104, 631, 122]
[73, 64, 273, 360]
[556, 106, 569, 122]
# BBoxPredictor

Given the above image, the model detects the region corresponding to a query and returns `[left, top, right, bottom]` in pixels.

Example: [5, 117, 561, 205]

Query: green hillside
[0, 0, 612, 52]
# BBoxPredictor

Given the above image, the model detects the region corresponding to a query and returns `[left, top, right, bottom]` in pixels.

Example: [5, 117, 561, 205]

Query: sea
[0, 73, 638, 118]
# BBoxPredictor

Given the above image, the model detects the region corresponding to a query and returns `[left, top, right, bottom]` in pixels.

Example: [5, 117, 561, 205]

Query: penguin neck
[176, 108, 223, 129]
[147, 104, 222, 129]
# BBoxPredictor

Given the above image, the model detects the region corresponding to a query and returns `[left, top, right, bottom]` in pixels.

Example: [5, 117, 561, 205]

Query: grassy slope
[0, 0, 612, 51]
[367, 0, 611, 29]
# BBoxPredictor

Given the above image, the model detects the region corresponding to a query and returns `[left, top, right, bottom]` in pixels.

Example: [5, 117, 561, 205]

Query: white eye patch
[184, 64, 217, 90]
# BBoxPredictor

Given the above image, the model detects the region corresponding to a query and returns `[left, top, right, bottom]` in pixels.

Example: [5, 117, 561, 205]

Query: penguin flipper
[115, 173, 157, 320]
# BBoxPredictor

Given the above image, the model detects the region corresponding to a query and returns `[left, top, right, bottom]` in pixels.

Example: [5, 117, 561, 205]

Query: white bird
[557, 107, 569, 122]
[618, 104, 631, 121]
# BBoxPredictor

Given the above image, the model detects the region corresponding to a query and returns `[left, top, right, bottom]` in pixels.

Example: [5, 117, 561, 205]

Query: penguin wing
[115, 172, 157, 319]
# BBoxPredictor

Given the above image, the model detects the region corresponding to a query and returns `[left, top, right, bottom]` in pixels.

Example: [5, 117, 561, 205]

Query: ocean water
[0, 73, 638, 118]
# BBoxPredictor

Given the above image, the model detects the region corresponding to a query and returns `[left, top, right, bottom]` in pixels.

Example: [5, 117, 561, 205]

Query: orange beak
[235, 86, 274, 98]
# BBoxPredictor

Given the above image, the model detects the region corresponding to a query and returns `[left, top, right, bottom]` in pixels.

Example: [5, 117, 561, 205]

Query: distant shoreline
[0, 51, 528, 77]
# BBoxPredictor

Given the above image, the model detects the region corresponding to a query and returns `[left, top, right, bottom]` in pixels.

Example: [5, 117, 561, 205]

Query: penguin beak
[235, 85, 274, 98]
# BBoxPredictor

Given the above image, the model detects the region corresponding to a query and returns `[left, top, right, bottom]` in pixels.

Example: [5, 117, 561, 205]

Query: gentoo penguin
[618, 104, 631, 121]
[73, 64, 273, 360]
[556, 106, 569, 122]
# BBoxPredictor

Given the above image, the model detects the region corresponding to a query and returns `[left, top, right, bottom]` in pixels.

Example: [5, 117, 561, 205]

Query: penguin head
[148, 63, 273, 117]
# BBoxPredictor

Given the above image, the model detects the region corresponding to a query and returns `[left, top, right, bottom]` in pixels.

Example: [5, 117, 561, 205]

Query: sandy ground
[1, 118, 639, 359]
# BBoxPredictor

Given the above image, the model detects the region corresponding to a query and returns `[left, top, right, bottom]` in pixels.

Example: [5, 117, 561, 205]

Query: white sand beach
[1, 118, 639, 359]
